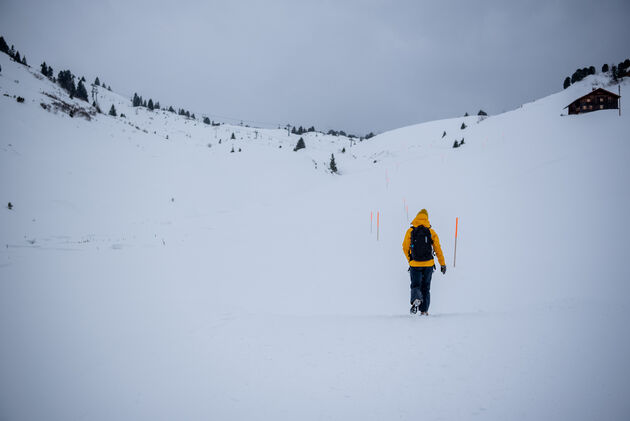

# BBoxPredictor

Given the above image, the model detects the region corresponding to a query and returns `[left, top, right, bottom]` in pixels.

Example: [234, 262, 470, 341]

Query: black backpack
[409, 225, 433, 261]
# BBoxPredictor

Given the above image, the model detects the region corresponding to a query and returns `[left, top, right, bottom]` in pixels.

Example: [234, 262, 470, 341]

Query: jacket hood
[411, 211, 431, 228]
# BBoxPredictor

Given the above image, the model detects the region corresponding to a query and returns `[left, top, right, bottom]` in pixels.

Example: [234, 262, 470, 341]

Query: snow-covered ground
[1, 53, 629, 420]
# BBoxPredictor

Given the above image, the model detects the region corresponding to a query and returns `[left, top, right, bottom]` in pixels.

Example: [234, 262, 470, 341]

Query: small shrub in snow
[16, 96, 24, 103]
[109, 104, 117, 116]
[453, 140, 460, 148]
[329, 154, 338, 173]
[478, 110, 487, 116]
[460, 122, 467, 130]
[7, 202, 13, 210]
[442, 131, 446, 138]
[230, 146, 235, 153]
[293, 137, 305, 151]
[230, 132, 236, 140]
[342, 147, 346, 153]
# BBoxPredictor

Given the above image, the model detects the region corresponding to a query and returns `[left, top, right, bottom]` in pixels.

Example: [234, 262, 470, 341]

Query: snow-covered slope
[1, 52, 629, 421]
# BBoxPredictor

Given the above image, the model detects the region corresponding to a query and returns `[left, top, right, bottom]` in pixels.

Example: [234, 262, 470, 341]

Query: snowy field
[1, 53, 630, 420]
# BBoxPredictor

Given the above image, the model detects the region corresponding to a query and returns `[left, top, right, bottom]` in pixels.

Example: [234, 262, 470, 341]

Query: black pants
[410, 266, 433, 312]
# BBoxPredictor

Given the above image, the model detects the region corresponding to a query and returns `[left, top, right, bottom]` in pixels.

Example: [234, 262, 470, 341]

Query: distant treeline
[1, 34, 373, 135]
[0, 35, 28, 66]
[563, 58, 630, 89]
[1, 35, 111, 104]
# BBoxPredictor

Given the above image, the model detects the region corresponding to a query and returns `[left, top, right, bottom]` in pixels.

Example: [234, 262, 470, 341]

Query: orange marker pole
[453, 217, 459, 267]
[377, 212, 380, 241]
[370, 211, 373, 233]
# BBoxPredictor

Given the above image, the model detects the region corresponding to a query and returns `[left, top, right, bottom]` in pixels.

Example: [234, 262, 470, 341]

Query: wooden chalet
[566, 88, 620, 115]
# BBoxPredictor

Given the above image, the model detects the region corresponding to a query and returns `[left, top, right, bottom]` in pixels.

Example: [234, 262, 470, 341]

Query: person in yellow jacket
[402, 209, 446, 315]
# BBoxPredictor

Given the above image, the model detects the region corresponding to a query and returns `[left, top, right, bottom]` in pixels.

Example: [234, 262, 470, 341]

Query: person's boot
[410, 299, 421, 315]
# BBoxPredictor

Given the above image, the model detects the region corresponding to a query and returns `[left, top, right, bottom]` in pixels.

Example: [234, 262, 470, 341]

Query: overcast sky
[1, 0, 629, 133]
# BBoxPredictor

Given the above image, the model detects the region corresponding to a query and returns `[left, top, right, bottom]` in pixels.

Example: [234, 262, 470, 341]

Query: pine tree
[22, 55, 27, 65]
[329, 154, 338, 173]
[464, 112, 469, 117]
[563, 77, 571, 89]
[0, 36, 8, 54]
[47, 65, 53, 77]
[231, 132, 236, 140]
[602, 63, 609, 73]
[294, 137, 305, 151]
[203, 117, 211, 124]
[453, 140, 459, 148]
[94, 77, 100, 86]
[478, 110, 487, 116]
[109, 104, 117, 116]
[57, 70, 76, 96]
[14, 51, 21, 63]
[168, 106, 175, 113]
[460, 122, 467, 130]
[155, 102, 160, 109]
[41, 62, 48, 75]
[148, 99, 154, 110]
[75, 80, 89, 101]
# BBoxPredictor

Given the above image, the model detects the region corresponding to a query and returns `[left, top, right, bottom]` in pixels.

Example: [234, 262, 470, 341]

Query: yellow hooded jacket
[402, 211, 446, 267]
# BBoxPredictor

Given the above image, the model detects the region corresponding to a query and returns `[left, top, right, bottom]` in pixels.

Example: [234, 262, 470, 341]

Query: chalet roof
[564, 87, 621, 108]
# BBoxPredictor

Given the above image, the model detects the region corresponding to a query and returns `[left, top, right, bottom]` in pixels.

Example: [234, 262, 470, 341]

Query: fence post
[453, 217, 459, 267]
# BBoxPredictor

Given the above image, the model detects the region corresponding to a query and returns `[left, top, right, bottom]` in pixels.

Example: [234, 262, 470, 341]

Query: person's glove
[441, 265, 447, 274]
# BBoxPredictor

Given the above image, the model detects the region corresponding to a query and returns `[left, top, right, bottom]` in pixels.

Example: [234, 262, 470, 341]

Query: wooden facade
[566, 88, 620, 115]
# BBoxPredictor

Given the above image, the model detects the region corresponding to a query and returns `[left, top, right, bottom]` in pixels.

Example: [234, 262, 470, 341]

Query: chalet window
[600, 97, 604, 102]
[586, 98, 591, 103]
[600, 105, 604, 109]
[583, 105, 587, 110]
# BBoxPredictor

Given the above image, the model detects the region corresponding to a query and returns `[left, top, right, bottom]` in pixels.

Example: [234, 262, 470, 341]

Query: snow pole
[453, 217, 459, 267]
[403, 198, 407, 222]
[377, 212, 380, 241]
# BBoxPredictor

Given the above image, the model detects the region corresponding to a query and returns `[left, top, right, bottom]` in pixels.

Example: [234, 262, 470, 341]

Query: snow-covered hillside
[1, 52, 629, 421]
